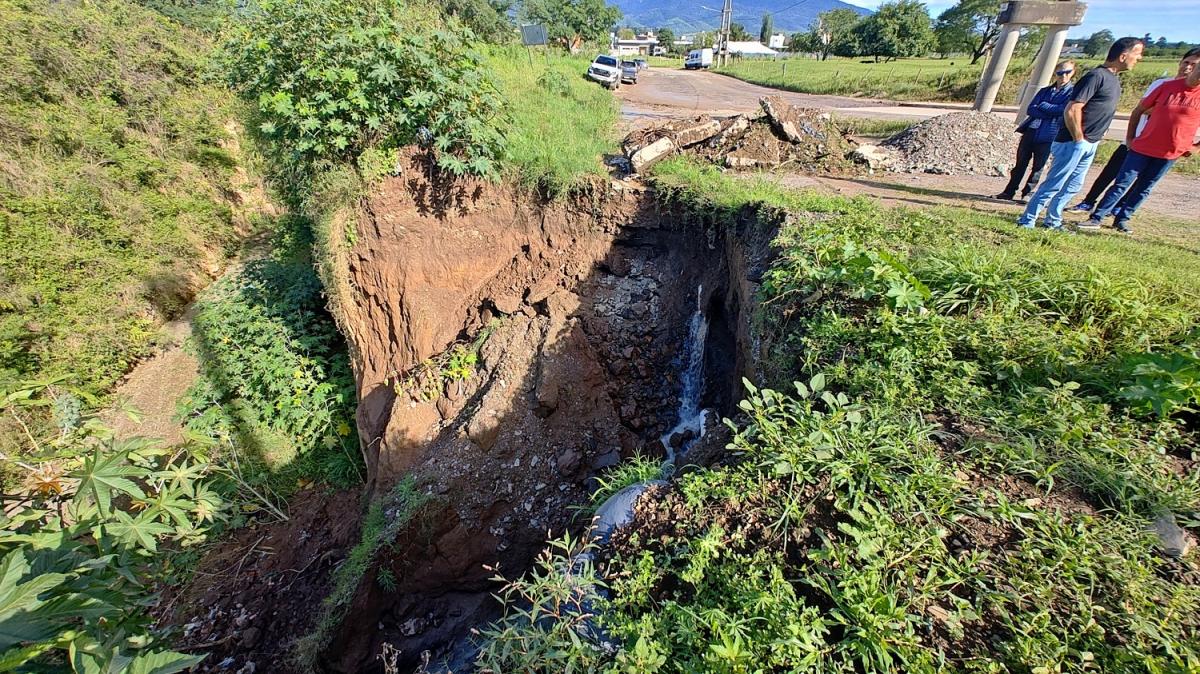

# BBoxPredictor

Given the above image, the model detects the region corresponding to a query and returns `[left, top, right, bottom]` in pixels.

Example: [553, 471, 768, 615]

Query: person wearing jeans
[1018, 140, 1098, 229]
[1018, 38, 1143, 230]
[1071, 49, 1200, 212]
[1079, 60, 1200, 234]
[996, 62, 1075, 201]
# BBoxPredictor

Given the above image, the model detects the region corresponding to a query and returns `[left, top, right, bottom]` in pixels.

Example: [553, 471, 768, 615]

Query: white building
[768, 33, 786, 50]
[727, 41, 778, 57]
[614, 33, 659, 56]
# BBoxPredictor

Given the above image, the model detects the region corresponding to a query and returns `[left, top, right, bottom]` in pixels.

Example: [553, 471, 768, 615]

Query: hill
[613, 0, 870, 34]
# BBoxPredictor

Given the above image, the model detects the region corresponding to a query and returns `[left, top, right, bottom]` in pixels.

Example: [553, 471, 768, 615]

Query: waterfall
[660, 285, 710, 463]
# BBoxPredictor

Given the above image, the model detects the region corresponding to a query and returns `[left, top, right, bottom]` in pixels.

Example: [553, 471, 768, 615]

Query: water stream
[659, 285, 710, 464]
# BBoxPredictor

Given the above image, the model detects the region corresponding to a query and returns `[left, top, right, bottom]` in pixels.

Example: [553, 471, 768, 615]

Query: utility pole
[718, 0, 732, 67]
[973, 1, 1086, 113]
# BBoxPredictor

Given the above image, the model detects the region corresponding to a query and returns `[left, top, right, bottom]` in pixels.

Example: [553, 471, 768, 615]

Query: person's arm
[1035, 91, 1070, 118]
[1125, 102, 1149, 146]
[1026, 87, 1054, 119]
[1063, 102, 1086, 142]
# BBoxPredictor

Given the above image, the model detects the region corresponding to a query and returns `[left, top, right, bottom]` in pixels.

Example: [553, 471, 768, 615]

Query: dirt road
[618, 68, 1130, 140]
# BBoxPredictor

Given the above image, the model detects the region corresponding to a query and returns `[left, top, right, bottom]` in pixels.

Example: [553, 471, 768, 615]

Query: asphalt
[617, 68, 1130, 141]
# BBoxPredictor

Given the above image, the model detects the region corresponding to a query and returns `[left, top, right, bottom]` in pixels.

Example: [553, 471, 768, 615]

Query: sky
[840, 0, 1200, 43]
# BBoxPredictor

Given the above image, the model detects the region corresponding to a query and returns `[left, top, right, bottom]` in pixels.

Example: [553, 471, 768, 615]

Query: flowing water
[660, 285, 710, 463]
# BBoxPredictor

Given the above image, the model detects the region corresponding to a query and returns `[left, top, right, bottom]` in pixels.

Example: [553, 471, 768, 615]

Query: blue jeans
[1018, 140, 1098, 229]
[1091, 149, 1175, 226]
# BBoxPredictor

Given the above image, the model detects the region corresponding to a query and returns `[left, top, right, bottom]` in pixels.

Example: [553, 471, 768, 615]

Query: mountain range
[612, 0, 872, 34]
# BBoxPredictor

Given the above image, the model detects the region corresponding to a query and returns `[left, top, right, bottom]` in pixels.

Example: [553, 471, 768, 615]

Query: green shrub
[178, 247, 361, 493]
[0, 382, 223, 672]
[222, 0, 505, 179]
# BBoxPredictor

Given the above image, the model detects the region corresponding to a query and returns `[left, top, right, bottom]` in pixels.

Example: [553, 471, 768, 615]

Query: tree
[934, 0, 1001, 64]
[441, 0, 515, 42]
[729, 22, 751, 41]
[804, 8, 865, 60]
[617, 26, 635, 39]
[656, 26, 676, 53]
[520, 0, 622, 52]
[854, 0, 934, 62]
[1083, 29, 1114, 57]
[760, 13, 773, 44]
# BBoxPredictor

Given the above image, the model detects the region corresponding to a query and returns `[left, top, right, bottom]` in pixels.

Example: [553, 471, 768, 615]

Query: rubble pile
[622, 96, 857, 174]
[879, 111, 1018, 175]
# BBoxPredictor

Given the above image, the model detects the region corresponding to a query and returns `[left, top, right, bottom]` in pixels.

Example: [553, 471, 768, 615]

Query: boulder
[850, 144, 894, 171]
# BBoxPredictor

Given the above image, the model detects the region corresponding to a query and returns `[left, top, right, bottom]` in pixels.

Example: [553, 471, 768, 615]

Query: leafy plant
[0, 381, 223, 672]
[222, 0, 506, 178]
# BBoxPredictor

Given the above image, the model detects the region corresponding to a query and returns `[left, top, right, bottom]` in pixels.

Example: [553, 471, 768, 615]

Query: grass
[486, 46, 620, 195]
[716, 55, 1184, 112]
[482, 159, 1200, 672]
[835, 116, 917, 138]
[0, 0, 267, 457]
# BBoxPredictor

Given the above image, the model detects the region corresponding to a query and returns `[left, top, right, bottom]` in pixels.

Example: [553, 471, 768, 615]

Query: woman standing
[995, 61, 1076, 202]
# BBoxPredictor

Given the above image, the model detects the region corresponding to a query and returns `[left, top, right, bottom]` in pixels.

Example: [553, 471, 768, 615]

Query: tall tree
[617, 27, 635, 39]
[934, 0, 1001, 64]
[656, 26, 676, 53]
[798, 8, 862, 60]
[1083, 29, 1115, 57]
[854, 0, 934, 62]
[729, 22, 751, 41]
[760, 13, 773, 44]
[441, 0, 515, 42]
[520, 0, 621, 52]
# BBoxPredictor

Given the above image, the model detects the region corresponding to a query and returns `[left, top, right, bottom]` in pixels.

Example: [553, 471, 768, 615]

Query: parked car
[620, 60, 639, 84]
[684, 48, 713, 70]
[633, 57, 648, 70]
[587, 54, 621, 89]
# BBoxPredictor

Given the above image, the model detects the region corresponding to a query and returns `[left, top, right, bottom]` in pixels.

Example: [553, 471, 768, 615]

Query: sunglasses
[1055, 69, 1074, 75]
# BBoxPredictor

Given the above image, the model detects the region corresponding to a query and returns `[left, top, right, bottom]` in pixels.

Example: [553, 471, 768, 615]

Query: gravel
[881, 111, 1019, 176]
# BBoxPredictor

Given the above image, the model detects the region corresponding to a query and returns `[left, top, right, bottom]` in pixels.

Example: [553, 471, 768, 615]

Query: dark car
[620, 60, 638, 84]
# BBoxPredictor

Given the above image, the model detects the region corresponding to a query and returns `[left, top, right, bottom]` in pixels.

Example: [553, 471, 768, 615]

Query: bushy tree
[1083, 29, 1115, 57]
[853, 0, 934, 62]
[802, 8, 864, 60]
[730, 22, 751, 41]
[760, 13, 773, 44]
[441, 0, 515, 42]
[934, 0, 1001, 63]
[656, 26, 676, 52]
[520, 0, 621, 52]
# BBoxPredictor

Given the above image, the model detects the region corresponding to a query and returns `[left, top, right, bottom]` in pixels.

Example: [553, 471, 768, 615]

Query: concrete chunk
[629, 136, 676, 173]
[672, 118, 722, 148]
[760, 95, 805, 143]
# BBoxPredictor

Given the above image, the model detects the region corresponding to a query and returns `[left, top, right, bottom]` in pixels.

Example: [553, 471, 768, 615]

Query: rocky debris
[850, 144, 894, 171]
[880, 111, 1017, 175]
[623, 98, 858, 174]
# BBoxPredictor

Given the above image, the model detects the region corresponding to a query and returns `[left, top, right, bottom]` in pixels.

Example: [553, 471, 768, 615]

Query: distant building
[768, 33, 786, 50]
[1061, 43, 1085, 56]
[727, 41, 778, 57]
[614, 32, 659, 56]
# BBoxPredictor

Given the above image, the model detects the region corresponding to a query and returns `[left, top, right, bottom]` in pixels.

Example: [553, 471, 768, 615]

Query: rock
[850, 144, 894, 170]
[629, 136, 677, 173]
[491, 295, 522, 315]
[672, 117, 723, 148]
[725, 154, 764, 169]
[1153, 512, 1195, 558]
[400, 617, 428, 637]
[557, 448, 581, 474]
[435, 396, 455, 420]
[591, 448, 620, 470]
[467, 412, 501, 451]
[239, 627, 261, 649]
[710, 114, 752, 146]
[235, 663, 256, 674]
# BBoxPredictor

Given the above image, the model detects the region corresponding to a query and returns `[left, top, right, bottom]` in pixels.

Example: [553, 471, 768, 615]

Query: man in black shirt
[1018, 37, 1144, 231]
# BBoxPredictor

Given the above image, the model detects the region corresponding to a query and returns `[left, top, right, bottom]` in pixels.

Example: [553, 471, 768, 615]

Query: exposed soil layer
[167, 159, 779, 673]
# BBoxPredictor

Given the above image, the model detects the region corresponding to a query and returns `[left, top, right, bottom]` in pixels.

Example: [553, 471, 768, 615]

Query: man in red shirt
[1081, 63, 1200, 233]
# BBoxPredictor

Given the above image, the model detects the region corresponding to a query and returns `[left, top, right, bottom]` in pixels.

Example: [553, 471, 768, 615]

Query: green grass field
[717, 55, 1184, 112]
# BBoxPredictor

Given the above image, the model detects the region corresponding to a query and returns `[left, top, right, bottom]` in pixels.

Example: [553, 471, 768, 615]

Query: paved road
[618, 68, 1130, 141]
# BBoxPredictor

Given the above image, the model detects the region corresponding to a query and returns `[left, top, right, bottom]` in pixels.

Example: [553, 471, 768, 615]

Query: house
[614, 32, 660, 56]
[768, 33, 786, 50]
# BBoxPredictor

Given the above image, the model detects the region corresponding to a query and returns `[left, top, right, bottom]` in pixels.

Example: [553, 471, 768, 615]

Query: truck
[587, 54, 621, 89]
[684, 48, 713, 70]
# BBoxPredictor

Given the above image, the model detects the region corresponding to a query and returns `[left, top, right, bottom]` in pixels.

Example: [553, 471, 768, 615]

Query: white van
[685, 48, 713, 70]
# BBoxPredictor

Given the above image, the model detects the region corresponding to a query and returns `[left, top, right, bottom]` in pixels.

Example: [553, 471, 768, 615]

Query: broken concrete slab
[629, 136, 676, 173]
[710, 114, 752, 147]
[671, 118, 722, 148]
[851, 144, 894, 171]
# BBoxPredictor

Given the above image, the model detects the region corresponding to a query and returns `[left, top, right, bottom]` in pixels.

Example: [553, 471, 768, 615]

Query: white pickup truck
[587, 54, 621, 89]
